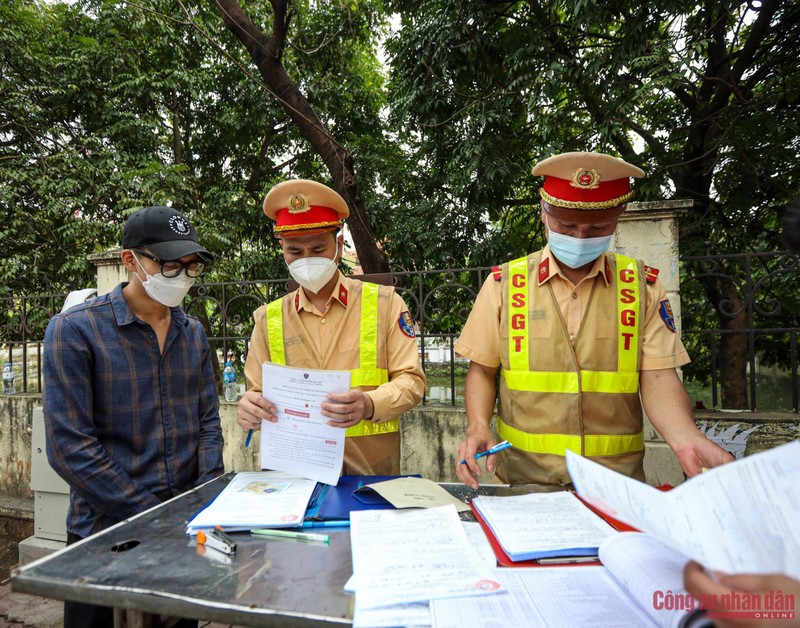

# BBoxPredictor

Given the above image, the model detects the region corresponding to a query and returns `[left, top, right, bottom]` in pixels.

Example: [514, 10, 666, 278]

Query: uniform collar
[294, 271, 350, 312]
[538, 246, 612, 286]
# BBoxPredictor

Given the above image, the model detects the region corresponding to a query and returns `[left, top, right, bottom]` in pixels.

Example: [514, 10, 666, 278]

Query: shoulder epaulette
[491, 265, 502, 281]
[644, 265, 660, 285]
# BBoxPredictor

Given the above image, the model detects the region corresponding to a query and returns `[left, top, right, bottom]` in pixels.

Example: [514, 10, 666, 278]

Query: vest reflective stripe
[507, 257, 529, 372]
[580, 370, 640, 394]
[616, 254, 640, 374]
[501, 370, 579, 393]
[501, 369, 639, 393]
[265, 283, 395, 437]
[498, 419, 644, 457]
[266, 300, 285, 364]
[352, 283, 387, 387]
[503, 253, 641, 394]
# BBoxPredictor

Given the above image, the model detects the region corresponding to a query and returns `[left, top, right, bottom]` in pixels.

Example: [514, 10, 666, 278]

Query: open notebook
[431, 533, 711, 628]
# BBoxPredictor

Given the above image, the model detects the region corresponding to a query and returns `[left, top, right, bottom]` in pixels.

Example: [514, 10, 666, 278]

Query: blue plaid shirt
[43, 283, 224, 537]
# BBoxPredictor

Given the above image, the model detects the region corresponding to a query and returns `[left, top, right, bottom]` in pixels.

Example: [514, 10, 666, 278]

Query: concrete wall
[0, 395, 37, 499]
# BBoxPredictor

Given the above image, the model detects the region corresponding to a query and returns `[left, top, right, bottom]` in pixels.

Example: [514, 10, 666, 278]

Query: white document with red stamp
[260, 362, 350, 485]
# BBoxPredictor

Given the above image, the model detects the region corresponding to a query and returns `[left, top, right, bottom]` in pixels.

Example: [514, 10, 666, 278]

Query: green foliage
[384, 0, 800, 265]
[0, 0, 390, 295]
[3, 0, 800, 391]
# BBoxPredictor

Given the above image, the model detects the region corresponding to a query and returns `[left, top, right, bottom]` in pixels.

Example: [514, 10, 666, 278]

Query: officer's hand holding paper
[260, 362, 350, 485]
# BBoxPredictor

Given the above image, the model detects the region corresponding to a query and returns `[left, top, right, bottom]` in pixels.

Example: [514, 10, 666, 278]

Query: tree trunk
[210, 0, 389, 273]
[698, 274, 749, 409]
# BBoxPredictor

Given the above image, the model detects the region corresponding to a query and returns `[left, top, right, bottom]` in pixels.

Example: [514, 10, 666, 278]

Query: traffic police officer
[455, 152, 733, 488]
[237, 179, 426, 475]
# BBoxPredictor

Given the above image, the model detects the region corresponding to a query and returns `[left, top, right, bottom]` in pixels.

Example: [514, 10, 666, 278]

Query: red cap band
[543, 176, 632, 208]
[274, 205, 342, 234]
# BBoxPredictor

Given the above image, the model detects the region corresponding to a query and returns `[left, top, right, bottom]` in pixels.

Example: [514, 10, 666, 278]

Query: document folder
[469, 492, 656, 567]
[308, 474, 420, 521]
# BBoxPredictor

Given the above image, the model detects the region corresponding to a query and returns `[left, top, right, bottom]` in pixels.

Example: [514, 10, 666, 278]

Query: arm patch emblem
[659, 299, 676, 332]
[398, 311, 415, 338]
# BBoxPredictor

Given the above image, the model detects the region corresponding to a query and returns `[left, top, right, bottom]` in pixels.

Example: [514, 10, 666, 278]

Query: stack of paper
[186, 471, 317, 534]
[431, 534, 695, 628]
[566, 440, 800, 580]
[349, 505, 504, 626]
[471, 491, 617, 561]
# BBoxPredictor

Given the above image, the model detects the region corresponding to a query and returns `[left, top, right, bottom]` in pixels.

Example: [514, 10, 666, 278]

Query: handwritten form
[432, 533, 694, 628]
[431, 566, 656, 628]
[350, 505, 503, 613]
[260, 362, 350, 485]
[185, 472, 316, 533]
[566, 441, 800, 579]
[349, 521, 497, 628]
[599, 533, 693, 628]
[472, 491, 617, 560]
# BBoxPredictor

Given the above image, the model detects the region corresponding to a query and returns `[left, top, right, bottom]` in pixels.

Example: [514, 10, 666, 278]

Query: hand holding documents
[260, 362, 351, 485]
[566, 440, 800, 580]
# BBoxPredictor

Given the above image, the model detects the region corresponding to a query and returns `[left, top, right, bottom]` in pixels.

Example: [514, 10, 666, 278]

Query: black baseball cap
[122, 206, 214, 261]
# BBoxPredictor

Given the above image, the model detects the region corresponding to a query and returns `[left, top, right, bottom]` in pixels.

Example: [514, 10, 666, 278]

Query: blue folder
[306, 474, 420, 521]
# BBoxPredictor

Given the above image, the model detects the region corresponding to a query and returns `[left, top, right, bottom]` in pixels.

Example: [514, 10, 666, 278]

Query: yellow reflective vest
[266, 282, 398, 437]
[496, 252, 646, 484]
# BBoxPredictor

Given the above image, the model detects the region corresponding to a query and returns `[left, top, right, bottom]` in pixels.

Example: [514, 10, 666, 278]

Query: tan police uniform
[248, 179, 426, 475]
[455, 152, 689, 484]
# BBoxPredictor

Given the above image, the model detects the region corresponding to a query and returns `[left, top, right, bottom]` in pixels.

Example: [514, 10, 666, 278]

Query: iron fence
[3, 253, 799, 411]
[680, 251, 800, 412]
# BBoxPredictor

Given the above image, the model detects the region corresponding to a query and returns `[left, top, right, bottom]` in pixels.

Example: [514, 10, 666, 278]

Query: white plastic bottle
[223, 361, 238, 402]
[2, 363, 15, 395]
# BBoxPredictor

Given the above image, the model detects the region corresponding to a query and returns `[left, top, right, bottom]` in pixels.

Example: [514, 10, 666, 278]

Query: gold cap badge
[570, 168, 600, 189]
[287, 194, 310, 214]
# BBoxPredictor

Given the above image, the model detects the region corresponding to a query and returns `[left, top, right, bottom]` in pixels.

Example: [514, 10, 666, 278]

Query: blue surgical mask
[546, 216, 613, 269]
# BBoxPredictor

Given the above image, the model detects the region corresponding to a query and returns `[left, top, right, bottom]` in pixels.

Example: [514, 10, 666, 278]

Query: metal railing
[3, 253, 799, 411]
[680, 251, 800, 412]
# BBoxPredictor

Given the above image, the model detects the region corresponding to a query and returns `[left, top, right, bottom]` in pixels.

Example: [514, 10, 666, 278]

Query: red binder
[470, 486, 672, 568]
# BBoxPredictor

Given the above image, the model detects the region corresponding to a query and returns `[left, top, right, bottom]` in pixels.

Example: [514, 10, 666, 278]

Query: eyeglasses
[133, 250, 206, 278]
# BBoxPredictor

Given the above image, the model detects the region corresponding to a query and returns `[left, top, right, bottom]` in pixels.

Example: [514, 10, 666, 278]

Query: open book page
[566, 442, 800, 579]
[472, 491, 617, 560]
[600, 533, 695, 628]
[430, 566, 657, 628]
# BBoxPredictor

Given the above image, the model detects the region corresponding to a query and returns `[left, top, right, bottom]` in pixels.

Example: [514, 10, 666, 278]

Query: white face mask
[133, 253, 195, 307]
[546, 216, 613, 269]
[287, 246, 339, 294]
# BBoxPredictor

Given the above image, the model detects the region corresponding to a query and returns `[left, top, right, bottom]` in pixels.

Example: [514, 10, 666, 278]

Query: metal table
[11, 474, 558, 626]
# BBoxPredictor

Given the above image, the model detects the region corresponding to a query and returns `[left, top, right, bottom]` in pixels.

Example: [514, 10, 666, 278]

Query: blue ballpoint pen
[459, 440, 511, 464]
[300, 520, 351, 528]
[244, 429, 253, 448]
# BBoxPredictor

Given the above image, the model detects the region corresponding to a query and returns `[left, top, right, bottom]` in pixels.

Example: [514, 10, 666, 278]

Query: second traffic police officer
[455, 152, 733, 488]
[237, 179, 426, 475]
